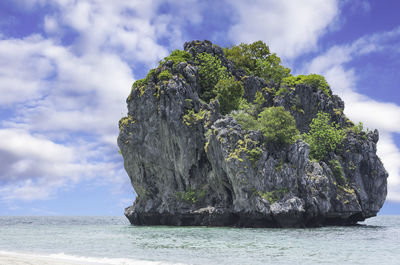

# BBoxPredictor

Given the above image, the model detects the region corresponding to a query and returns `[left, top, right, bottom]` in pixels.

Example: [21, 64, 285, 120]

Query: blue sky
[0, 0, 399, 216]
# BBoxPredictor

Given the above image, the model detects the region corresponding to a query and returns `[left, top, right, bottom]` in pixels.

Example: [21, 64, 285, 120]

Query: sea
[0, 215, 399, 265]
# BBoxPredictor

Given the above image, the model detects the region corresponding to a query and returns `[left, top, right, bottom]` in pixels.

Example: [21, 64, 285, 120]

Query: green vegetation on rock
[176, 188, 206, 204]
[226, 135, 262, 165]
[304, 112, 346, 160]
[224, 41, 291, 85]
[256, 188, 289, 204]
[346, 121, 369, 140]
[232, 106, 299, 145]
[158, 70, 173, 81]
[195, 52, 245, 115]
[119, 115, 135, 131]
[133, 69, 156, 88]
[160, 49, 192, 65]
[196, 52, 229, 101]
[129, 49, 192, 100]
[258, 107, 299, 145]
[254, 90, 266, 112]
[215, 77, 244, 115]
[183, 108, 208, 126]
[279, 74, 331, 97]
[232, 110, 258, 131]
[352, 122, 366, 134]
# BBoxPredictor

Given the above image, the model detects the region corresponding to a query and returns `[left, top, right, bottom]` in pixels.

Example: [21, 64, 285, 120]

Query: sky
[0, 0, 399, 216]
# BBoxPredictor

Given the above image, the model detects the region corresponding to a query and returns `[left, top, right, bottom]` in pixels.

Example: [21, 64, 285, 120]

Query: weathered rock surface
[118, 40, 387, 227]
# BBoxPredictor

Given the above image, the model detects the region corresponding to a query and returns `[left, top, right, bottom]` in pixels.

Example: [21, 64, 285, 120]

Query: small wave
[0, 250, 187, 265]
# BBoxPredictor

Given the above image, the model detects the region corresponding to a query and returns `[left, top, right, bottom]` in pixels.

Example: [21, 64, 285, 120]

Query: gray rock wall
[118, 41, 387, 227]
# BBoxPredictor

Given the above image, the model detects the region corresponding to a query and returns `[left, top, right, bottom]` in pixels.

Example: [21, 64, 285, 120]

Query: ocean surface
[0, 215, 399, 264]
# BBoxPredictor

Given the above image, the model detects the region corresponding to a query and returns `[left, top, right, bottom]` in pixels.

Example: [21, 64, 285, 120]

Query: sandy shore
[0, 251, 180, 265]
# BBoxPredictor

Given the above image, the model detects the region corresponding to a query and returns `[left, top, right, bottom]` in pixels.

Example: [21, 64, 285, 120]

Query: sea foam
[0, 251, 186, 265]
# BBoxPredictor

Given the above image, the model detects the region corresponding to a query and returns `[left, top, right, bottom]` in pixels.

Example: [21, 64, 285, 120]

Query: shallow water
[0, 216, 399, 264]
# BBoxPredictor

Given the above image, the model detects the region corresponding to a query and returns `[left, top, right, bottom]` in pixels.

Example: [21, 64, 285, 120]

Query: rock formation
[118, 40, 387, 227]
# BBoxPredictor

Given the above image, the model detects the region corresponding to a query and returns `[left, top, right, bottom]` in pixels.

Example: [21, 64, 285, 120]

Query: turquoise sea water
[0, 216, 399, 264]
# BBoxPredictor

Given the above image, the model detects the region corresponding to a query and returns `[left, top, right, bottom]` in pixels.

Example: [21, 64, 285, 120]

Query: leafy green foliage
[158, 70, 173, 81]
[344, 121, 369, 140]
[226, 135, 262, 165]
[349, 122, 368, 135]
[132, 79, 146, 89]
[183, 109, 208, 126]
[264, 86, 276, 95]
[258, 107, 299, 145]
[256, 188, 289, 204]
[130, 69, 157, 97]
[133, 50, 190, 92]
[275, 86, 288, 96]
[119, 115, 135, 131]
[238, 99, 256, 114]
[224, 41, 290, 85]
[353, 122, 365, 133]
[281, 74, 331, 96]
[196, 52, 229, 101]
[304, 112, 346, 160]
[246, 148, 263, 164]
[253, 90, 268, 114]
[233, 107, 299, 145]
[232, 111, 259, 131]
[214, 77, 244, 115]
[160, 49, 192, 65]
[254, 91, 266, 107]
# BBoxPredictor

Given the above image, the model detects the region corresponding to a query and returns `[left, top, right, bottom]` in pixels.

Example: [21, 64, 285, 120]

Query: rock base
[125, 206, 370, 228]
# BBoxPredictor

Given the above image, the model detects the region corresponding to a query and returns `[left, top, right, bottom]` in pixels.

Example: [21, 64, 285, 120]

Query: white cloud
[43, 0, 174, 65]
[0, 37, 133, 200]
[0, 35, 53, 106]
[0, 1, 161, 201]
[304, 27, 400, 202]
[346, 95, 400, 133]
[0, 36, 132, 139]
[0, 0, 209, 203]
[43, 15, 58, 33]
[0, 129, 73, 163]
[0, 128, 127, 201]
[0, 128, 78, 200]
[228, 0, 339, 58]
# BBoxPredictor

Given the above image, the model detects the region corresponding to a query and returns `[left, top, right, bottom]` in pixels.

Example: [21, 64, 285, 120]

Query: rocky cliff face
[118, 40, 387, 227]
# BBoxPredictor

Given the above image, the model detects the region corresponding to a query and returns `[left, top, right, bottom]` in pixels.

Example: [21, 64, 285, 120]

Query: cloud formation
[0, 1, 160, 201]
[0, 128, 78, 200]
[0, 0, 209, 203]
[228, 0, 339, 58]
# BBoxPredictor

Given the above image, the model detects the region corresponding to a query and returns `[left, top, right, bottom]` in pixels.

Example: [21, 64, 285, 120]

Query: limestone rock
[118, 40, 387, 227]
